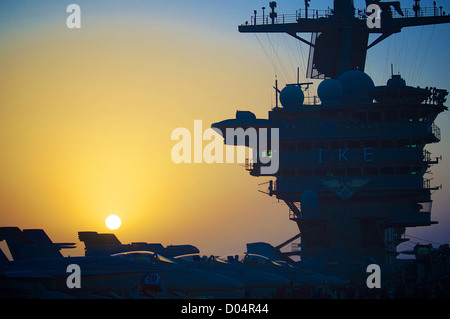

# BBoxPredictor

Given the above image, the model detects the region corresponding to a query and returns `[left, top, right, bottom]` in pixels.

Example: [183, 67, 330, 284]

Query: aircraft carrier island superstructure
[212, 0, 450, 275]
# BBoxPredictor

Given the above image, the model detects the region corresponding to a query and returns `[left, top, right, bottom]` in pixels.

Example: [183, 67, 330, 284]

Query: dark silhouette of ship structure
[213, 0, 450, 280]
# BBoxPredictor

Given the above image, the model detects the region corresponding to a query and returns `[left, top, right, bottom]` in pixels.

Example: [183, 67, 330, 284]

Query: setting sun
[105, 215, 121, 230]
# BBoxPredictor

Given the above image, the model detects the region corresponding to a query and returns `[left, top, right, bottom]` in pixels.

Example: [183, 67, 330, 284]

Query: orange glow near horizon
[0, 10, 298, 257]
[1, 2, 449, 259]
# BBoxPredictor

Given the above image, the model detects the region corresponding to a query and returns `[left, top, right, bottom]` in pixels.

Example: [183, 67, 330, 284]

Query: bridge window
[286, 142, 295, 151]
[282, 169, 296, 177]
[297, 141, 312, 150]
[396, 139, 410, 147]
[314, 168, 327, 177]
[329, 168, 345, 176]
[381, 167, 395, 175]
[380, 139, 395, 148]
[347, 167, 362, 176]
[363, 167, 378, 175]
[385, 111, 399, 122]
[368, 112, 382, 122]
[400, 111, 416, 121]
[298, 169, 313, 177]
[363, 139, 378, 148]
[354, 112, 367, 123]
[281, 142, 296, 151]
[396, 167, 410, 175]
[313, 140, 328, 149]
[347, 140, 361, 148]
[330, 140, 345, 149]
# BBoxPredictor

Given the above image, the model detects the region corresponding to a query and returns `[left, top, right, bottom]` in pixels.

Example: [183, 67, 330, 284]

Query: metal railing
[423, 178, 431, 189]
[423, 149, 431, 162]
[291, 242, 301, 252]
[288, 202, 301, 221]
[246, 10, 333, 26]
[423, 178, 442, 191]
[391, 6, 448, 19]
[289, 209, 297, 220]
[244, 6, 448, 26]
[428, 123, 441, 141]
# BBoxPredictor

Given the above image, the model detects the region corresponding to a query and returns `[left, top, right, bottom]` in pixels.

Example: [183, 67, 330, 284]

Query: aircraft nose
[203, 272, 245, 291]
[180, 268, 245, 292]
[244, 270, 291, 288]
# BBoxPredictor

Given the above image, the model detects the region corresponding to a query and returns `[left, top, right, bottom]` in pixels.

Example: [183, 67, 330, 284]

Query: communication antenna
[269, 1, 277, 24]
[273, 75, 280, 108]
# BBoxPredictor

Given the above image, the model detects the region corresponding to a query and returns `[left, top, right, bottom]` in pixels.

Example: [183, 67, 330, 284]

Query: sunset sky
[0, 0, 449, 259]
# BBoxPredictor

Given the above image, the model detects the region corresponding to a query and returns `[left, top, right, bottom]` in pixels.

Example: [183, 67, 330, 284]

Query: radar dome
[279, 85, 304, 109]
[317, 79, 343, 104]
[301, 190, 318, 209]
[387, 74, 406, 88]
[337, 70, 375, 104]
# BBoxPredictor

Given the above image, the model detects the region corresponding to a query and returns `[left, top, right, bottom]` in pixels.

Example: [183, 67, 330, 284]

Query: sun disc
[105, 215, 121, 230]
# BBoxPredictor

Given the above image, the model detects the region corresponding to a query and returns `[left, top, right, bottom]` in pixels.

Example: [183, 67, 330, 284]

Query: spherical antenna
[337, 70, 375, 104]
[387, 74, 406, 88]
[279, 85, 304, 109]
[318, 79, 343, 104]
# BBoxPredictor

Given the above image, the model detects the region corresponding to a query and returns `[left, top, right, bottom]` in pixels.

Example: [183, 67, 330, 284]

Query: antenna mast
[240, 0, 450, 79]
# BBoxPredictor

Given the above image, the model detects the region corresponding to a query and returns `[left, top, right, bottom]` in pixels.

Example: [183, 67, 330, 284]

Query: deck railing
[423, 149, 431, 162]
[244, 6, 448, 26]
[428, 123, 441, 141]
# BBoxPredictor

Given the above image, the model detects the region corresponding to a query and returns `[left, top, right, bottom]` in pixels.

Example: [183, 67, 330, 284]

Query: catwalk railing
[244, 6, 449, 26]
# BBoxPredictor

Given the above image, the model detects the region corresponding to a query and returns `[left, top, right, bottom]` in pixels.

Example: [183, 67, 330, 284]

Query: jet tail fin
[23, 229, 76, 250]
[78, 231, 123, 256]
[0, 247, 10, 264]
[0, 227, 28, 261]
[0, 227, 74, 260]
